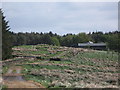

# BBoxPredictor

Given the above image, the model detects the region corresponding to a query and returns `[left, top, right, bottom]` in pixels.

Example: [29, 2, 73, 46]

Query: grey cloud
[2, 2, 118, 35]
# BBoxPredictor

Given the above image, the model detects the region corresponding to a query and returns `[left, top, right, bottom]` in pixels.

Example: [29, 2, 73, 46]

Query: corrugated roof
[78, 43, 106, 46]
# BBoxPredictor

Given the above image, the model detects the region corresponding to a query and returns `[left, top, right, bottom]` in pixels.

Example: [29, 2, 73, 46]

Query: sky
[2, 2, 118, 35]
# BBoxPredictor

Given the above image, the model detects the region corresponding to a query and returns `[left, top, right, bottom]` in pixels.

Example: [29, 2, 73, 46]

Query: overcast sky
[2, 2, 118, 35]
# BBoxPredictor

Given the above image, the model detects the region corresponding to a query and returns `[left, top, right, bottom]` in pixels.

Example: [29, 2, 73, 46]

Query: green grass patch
[23, 64, 70, 71]
[13, 45, 34, 49]
[2, 66, 9, 74]
[2, 85, 8, 90]
[23, 74, 51, 88]
[77, 51, 118, 61]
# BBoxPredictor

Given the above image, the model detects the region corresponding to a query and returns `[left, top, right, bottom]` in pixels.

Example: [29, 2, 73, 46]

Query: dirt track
[3, 66, 45, 88]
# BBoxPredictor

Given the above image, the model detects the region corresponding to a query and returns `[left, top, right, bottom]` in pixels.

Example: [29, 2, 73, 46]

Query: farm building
[78, 41, 107, 50]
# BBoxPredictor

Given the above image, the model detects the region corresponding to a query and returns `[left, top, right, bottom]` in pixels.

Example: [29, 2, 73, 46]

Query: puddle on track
[3, 76, 25, 81]
[3, 66, 25, 81]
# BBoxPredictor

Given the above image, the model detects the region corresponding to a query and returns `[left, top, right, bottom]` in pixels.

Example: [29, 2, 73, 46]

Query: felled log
[49, 58, 61, 61]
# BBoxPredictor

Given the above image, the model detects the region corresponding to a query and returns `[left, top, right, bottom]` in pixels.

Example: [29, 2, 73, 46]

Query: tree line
[1, 9, 120, 60]
[10, 31, 120, 52]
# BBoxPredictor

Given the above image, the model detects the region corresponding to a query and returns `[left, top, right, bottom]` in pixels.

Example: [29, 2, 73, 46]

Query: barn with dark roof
[78, 41, 107, 50]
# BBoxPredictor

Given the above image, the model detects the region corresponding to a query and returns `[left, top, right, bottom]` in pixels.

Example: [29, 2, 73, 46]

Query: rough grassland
[2, 44, 119, 88]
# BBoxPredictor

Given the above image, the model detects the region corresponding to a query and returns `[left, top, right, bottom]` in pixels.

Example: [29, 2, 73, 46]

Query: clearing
[2, 44, 119, 88]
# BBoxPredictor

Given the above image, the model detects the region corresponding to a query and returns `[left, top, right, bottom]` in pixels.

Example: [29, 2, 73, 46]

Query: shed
[78, 41, 107, 50]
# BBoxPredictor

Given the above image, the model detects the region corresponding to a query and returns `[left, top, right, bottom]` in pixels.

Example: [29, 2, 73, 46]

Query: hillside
[2, 44, 119, 88]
